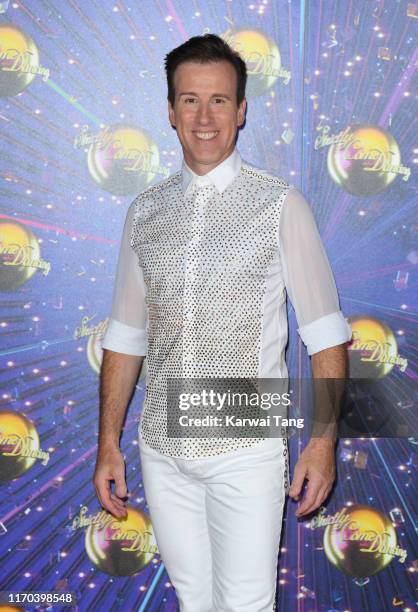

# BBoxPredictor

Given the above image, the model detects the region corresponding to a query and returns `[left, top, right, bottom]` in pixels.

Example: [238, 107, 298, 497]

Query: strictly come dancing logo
[73, 123, 169, 195]
[309, 504, 407, 578]
[0, 220, 51, 292]
[347, 315, 408, 378]
[314, 121, 410, 196]
[70, 505, 159, 577]
[0, 410, 50, 481]
[220, 27, 291, 98]
[0, 24, 49, 97]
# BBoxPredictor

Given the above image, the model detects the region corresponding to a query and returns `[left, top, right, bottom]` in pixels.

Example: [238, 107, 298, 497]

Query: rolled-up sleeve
[101, 199, 148, 356]
[279, 187, 352, 355]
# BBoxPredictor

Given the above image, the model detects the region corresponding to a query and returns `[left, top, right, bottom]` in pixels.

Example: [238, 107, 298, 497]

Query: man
[93, 34, 351, 611]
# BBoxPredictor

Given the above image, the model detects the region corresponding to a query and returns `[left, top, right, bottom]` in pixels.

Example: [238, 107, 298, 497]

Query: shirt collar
[181, 147, 242, 196]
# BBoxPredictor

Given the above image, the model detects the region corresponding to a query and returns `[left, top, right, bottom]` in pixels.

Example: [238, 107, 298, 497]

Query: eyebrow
[178, 92, 232, 100]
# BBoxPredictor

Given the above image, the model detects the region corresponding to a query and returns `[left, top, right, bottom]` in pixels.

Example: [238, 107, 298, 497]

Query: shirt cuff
[101, 318, 147, 356]
[297, 311, 352, 356]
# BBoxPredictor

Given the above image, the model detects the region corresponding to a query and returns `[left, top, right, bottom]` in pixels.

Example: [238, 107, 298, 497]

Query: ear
[237, 97, 247, 127]
[168, 99, 176, 128]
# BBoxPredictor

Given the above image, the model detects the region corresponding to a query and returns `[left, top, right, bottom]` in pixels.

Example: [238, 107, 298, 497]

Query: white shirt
[101, 147, 352, 464]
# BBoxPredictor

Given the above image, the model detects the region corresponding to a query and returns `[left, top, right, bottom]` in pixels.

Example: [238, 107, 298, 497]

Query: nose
[196, 102, 211, 125]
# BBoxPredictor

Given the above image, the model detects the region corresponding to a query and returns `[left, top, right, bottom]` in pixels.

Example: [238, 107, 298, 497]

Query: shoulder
[240, 161, 293, 190]
[139, 170, 182, 197]
[130, 170, 182, 217]
[279, 186, 319, 235]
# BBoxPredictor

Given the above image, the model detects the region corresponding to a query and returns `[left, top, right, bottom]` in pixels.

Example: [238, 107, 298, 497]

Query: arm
[94, 350, 144, 519]
[289, 344, 347, 517]
[309, 344, 348, 441]
[278, 187, 352, 517]
[93, 199, 148, 519]
[98, 351, 144, 449]
[311, 343, 347, 378]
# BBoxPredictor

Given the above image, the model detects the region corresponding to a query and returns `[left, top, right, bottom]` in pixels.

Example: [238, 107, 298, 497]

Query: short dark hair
[164, 33, 247, 107]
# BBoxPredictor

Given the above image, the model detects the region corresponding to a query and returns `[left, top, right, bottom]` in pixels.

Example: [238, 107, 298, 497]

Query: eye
[184, 97, 197, 104]
[213, 97, 226, 104]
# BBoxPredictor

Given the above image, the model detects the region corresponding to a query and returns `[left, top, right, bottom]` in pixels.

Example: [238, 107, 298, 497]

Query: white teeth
[195, 131, 218, 140]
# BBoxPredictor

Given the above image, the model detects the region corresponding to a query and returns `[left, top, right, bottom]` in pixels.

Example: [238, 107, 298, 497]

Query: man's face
[168, 60, 246, 175]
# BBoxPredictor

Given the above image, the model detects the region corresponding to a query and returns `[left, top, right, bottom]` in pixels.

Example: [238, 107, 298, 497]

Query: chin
[189, 150, 220, 162]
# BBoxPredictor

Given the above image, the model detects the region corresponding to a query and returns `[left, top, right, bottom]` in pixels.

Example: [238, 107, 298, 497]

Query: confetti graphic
[0, 1, 416, 611]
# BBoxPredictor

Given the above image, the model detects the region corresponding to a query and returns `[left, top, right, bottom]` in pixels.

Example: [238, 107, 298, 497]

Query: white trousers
[139, 430, 287, 612]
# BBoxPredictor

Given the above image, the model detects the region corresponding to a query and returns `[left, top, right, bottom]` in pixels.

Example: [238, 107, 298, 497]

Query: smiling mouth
[194, 131, 219, 141]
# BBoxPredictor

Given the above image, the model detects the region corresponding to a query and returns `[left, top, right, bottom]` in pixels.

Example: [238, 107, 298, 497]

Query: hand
[93, 445, 128, 519]
[288, 439, 336, 518]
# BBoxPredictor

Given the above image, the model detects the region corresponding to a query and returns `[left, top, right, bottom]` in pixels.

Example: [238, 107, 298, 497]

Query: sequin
[130, 163, 291, 494]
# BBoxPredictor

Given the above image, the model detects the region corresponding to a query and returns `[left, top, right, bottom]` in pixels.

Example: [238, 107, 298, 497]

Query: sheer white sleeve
[279, 187, 352, 356]
[101, 200, 148, 356]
